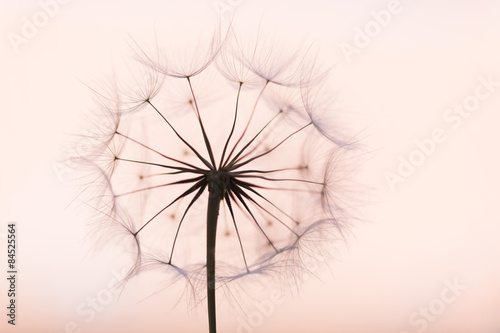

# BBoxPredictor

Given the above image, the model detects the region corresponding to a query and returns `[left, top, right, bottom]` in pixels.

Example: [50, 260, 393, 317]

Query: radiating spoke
[168, 183, 207, 264]
[234, 183, 299, 236]
[231, 122, 312, 170]
[115, 175, 205, 198]
[115, 131, 204, 171]
[228, 187, 277, 252]
[186, 77, 217, 169]
[224, 110, 282, 168]
[134, 178, 206, 236]
[223, 81, 269, 166]
[147, 100, 214, 170]
[219, 82, 243, 168]
[234, 178, 300, 227]
[233, 174, 323, 186]
[115, 157, 204, 174]
[224, 193, 249, 273]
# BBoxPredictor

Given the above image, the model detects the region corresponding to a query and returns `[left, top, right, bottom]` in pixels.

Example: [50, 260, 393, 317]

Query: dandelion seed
[74, 20, 357, 333]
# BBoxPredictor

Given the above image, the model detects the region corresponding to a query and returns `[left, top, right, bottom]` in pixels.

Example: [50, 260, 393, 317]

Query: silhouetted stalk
[207, 182, 221, 333]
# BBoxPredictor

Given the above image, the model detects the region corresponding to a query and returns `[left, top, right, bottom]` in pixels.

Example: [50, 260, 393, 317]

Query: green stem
[206, 185, 221, 333]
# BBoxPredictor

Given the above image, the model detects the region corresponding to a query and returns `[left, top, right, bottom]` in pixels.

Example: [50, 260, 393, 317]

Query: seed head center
[207, 170, 232, 200]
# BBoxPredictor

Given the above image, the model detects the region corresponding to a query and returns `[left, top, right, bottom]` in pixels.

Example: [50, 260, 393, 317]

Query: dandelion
[74, 21, 357, 333]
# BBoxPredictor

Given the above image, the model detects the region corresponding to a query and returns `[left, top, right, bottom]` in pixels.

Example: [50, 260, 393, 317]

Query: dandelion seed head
[72, 19, 358, 319]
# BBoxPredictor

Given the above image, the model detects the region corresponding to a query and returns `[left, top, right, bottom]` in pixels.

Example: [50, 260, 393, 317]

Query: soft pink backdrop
[1, 1, 500, 332]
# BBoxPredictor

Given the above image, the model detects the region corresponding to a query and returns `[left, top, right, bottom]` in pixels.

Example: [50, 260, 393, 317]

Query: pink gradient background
[1, 0, 500, 332]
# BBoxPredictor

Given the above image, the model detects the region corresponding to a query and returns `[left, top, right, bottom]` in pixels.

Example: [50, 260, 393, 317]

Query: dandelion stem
[206, 185, 222, 333]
